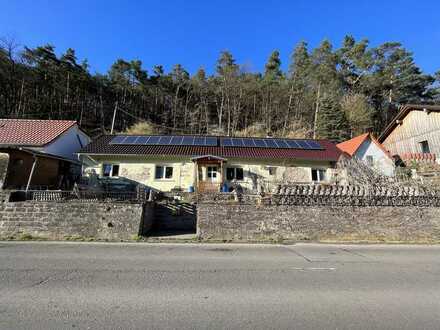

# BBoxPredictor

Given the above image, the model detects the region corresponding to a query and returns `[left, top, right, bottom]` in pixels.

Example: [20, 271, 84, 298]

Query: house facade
[79, 135, 342, 193]
[337, 133, 395, 177]
[379, 104, 440, 160]
[0, 119, 91, 190]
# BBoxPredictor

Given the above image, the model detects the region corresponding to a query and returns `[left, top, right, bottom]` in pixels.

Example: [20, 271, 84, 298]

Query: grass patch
[131, 234, 143, 241]
[19, 233, 33, 240]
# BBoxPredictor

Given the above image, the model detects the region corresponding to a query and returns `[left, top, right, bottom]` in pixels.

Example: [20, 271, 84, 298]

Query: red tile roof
[80, 135, 342, 162]
[0, 119, 77, 146]
[336, 133, 370, 156]
[337, 133, 393, 159]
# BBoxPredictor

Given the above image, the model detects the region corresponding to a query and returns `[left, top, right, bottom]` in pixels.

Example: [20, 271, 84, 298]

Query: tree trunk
[313, 83, 321, 139]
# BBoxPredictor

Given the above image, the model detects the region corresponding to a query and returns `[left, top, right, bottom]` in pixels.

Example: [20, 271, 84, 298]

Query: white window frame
[207, 166, 218, 182]
[102, 163, 120, 178]
[155, 165, 174, 180]
[311, 168, 326, 182]
[365, 155, 374, 166]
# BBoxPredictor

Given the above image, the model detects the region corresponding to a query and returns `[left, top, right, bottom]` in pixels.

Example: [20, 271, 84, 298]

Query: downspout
[26, 156, 38, 192]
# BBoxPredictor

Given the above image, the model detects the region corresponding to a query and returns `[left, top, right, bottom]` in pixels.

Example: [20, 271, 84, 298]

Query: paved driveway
[1, 242, 440, 329]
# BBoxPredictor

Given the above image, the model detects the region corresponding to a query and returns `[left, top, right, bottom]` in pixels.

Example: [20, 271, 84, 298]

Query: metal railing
[9, 189, 151, 203]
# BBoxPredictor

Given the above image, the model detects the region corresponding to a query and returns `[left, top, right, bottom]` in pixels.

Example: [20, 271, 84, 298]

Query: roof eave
[379, 104, 440, 142]
[77, 151, 339, 162]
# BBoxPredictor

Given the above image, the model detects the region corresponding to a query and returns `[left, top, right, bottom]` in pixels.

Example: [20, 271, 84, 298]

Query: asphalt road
[1, 242, 440, 330]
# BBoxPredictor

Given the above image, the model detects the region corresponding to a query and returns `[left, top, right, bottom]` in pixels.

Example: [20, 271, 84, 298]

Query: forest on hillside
[0, 35, 439, 141]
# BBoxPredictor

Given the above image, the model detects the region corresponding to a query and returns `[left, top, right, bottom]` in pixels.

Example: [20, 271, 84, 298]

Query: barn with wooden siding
[379, 104, 440, 160]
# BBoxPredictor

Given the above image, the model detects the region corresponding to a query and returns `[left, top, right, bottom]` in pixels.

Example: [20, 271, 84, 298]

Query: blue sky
[1, 0, 439, 75]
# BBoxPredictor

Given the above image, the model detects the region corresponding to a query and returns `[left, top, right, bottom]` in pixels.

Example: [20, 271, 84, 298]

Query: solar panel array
[220, 137, 322, 150]
[109, 135, 323, 150]
[110, 135, 218, 146]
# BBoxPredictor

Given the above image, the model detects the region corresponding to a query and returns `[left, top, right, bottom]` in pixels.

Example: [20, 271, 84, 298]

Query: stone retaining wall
[0, 198, 154, 240]
[197, 187, 440, 242]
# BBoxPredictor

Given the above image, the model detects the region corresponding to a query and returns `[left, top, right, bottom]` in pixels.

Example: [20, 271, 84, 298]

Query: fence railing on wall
[9, 189, 151, 203]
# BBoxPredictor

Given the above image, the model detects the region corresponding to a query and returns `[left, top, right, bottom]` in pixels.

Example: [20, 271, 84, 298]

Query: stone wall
[197, 185, 440, 242]
[0, 199, 154, 240]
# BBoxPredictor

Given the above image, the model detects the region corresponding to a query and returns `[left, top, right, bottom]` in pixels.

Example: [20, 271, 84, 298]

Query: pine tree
[369, 42, 435, 125]
[315, 95, 350, 141]
[288, 41, 310, 80]
[264, 50, 283, 81]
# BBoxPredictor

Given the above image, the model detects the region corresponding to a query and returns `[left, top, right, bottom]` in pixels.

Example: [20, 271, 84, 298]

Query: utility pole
[110, 101, 118, 134]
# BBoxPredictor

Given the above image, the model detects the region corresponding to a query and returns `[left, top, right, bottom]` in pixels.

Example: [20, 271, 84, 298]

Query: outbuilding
[337, 132, 395, 177]
[0, 119, 90, 190]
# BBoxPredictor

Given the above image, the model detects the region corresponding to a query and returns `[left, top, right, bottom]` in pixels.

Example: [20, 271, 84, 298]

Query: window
[226, 167, 244, 180]
[366, 155, 374, 166]
[420, 140, 430, 154]
[311, 169, 326, 182]
[155, 166, 173, 179]
[207, 166, 218, 179]
[102, 164, 119, 177]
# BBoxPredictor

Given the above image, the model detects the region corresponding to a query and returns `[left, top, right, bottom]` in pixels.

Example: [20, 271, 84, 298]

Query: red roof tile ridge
[0, 118, 78, 146]
[336, 133, 369, 156]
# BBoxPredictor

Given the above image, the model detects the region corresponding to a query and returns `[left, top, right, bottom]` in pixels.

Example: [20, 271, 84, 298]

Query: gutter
[76, 152, 340, 162]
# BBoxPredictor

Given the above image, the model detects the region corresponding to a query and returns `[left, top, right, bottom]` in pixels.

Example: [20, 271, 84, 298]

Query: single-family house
[337, 132, 395, 176]
[78, 135, 342, 193]
[379, 104, 440, 162]
[0, 119, 90, 190]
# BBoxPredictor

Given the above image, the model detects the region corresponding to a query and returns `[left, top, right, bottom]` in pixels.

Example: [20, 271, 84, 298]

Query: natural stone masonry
[197, 185, 440, 242]
[0, 199, 154, 240]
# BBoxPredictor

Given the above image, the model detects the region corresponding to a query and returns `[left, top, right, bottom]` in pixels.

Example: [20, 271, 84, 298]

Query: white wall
[82, 155, 336, 193]
[355, 139, 395, 176]
[42, 126, 90, 161]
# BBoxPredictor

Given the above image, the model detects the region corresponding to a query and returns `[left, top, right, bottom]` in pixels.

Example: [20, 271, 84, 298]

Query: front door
[207, 166, 218, 183]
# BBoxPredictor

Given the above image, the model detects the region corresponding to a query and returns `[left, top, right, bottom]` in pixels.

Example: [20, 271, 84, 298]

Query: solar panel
[193, 137, 206, 146]
[110, 135, 324, 150]
[253, 139, 266, 147]
[110, 136, 126, 144]
[285, 140, 300, 148]
[181, 136, 194, 145]
[170, 136, 184, 145]
[136, 136, 150, 144]
[243, 139, 255, 147]
[221, 138, 233, 147]
[232, 138, 245, 147]
[275, 139, 289, 148]
[158, 136, 172, 145]
[307, 140, 322, 149]
[206, 136, 218, 146]
[124, 136, 139, 144]
[146, 136, 160, 145]
[296, 140, 310, 149]
[264, 139, 277, 148]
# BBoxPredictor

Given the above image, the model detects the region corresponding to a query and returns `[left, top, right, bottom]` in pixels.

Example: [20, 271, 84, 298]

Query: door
[207, 166, 218, 183]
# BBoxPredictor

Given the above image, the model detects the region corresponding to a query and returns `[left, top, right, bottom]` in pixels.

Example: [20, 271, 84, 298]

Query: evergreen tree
[264, 50, 283, 81]
[315, 95, 350, 141]
[369, 42, 434, 125]
[310, 39, 340, 93]
[336, 35, 372, 93]
[0, 35, 437, 139]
